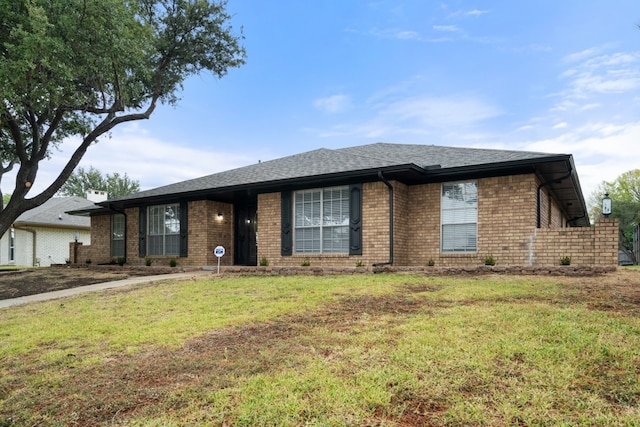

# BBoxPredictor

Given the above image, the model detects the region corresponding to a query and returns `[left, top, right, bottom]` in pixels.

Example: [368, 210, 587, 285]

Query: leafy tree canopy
[58, 166, 140, 200]
[0, 0, 245, 236]
[589, 169, 640, 263]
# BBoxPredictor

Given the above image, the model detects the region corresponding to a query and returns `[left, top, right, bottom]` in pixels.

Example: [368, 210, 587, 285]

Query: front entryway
[234, 202, 257, 265]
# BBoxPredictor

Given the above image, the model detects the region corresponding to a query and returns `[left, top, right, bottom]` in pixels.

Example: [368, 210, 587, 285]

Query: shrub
[355, 260, 364, 267]
[117, 257, 125, 266]
[169, 258, 177, 267]
[484, 255, 496, 266]
[560, 256, 572, 266]
[145, 257, 152, 266]
[85, 259, 92, 264]
[301, 259, 310, 267]
[427, 258, 435, 267]
[259, 256, 269, 266]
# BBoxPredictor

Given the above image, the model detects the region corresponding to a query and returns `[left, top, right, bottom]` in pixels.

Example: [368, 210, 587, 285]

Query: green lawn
[1, 273, 639, 426]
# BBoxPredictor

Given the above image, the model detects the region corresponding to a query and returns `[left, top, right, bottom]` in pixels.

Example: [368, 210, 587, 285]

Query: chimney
[86, 189, 108, 203]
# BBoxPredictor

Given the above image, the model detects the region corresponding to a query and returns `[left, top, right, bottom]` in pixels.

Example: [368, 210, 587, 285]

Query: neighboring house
[0, 197, 92, 267]
[70, 143, 618, 268]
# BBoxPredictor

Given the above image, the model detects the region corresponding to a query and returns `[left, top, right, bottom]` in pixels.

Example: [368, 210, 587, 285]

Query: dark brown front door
[234, 203, 257, 265]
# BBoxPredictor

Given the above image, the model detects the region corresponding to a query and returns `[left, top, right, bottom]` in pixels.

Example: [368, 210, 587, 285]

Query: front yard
[1, 270, 639, 425]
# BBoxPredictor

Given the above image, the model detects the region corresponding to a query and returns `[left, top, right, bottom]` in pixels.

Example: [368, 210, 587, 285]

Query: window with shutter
[293, 186, 350, 254]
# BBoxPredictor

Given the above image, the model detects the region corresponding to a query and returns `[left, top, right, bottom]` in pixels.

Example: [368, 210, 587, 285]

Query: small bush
[169, 258, 177, 267]
[560, 256, 572, 266]
[145, 257, 152, 266]
[427, 258, 435, 266]
[117, 257, 125, 266]
[85, 259, 92, 264]
[259, 256, 269, 266]
[484, 255, 496, 266]
[301, 259, 310, 267]
[355, 260, 364, 267]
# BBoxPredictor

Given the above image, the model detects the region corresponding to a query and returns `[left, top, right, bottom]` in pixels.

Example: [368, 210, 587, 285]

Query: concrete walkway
[0, 271, 212, 309]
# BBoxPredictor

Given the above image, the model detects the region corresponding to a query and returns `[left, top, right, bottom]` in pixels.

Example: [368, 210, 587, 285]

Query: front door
[234, 202, 257, 265]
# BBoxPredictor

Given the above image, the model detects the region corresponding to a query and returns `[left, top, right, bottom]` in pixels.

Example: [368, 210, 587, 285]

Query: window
[148, 204, 180, 256]
[294, 186, 349, 254]
[111, 214, 125, 258]
[441, 181, 477, 253]
[9, 228, 15, 263]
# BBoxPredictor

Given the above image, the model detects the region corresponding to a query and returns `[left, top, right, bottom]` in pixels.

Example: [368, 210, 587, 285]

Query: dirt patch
[0, 267, 174, 300]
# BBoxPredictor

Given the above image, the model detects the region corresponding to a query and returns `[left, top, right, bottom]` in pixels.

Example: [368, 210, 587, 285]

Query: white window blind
[294, 186, 349, 254]
[441, 181, 477, 252]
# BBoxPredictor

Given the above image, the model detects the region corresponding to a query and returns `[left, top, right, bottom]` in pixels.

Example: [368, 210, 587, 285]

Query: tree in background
[1, 194, 9, 211]
[0, 0, 245, 237]
[589, 169, 640, 264]
[58, 166, 140, 200]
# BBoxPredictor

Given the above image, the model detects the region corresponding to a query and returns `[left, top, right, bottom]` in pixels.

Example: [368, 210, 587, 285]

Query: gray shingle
[16, 197, 92, 228]
[110, 143, 564, 202]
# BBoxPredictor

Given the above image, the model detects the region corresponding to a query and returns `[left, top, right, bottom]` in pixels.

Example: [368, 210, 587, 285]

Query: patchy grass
[1, 272, 640, 426]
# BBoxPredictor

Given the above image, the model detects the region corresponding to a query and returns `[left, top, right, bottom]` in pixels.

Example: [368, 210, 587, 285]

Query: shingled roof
[15, 196, 91, 228]
[97, 143, 588, 225]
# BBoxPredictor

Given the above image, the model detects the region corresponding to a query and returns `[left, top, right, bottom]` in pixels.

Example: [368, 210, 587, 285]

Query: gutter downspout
[566, 213, 587, 227]
[13, 225, 37, 266]
[536, 169, 572, 229]
[373, 171, 394, 266]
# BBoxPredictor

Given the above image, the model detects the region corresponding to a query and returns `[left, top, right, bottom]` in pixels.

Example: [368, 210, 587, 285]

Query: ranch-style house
[69, 143, 618, 268]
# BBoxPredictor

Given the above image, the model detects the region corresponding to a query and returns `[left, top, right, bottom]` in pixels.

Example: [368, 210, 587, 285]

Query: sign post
[214, 245, 225, 274]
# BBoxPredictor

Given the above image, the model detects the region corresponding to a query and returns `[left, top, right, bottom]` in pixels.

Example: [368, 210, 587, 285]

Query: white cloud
[313, 94, 353, 114]
[368, 27, 423, 41]
[560, 50, 640, 99]
[433, 25, 462, 33]
[1, 124, 259, 196]
[523, 121, 640, 199]
[311, 93, 503, 143]
[377, 95, 502, 127]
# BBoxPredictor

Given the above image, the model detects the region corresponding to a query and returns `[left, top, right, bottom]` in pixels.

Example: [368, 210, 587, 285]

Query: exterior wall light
[602, 193, 612, 218]
[217, 212, 223, 220]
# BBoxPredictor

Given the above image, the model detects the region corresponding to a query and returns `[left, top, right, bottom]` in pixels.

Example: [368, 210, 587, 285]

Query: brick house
[70, 143, 618, 268]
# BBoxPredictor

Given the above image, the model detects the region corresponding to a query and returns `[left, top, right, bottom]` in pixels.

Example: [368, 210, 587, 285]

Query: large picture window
[294, 186, 349, 254]
[111, 214, 125, 258]
[148, 204, 180, 256]
[441, 181, 478, 253]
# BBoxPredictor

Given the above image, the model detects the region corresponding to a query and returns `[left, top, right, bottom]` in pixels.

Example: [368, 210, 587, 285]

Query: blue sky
[7, 1, 640, 206]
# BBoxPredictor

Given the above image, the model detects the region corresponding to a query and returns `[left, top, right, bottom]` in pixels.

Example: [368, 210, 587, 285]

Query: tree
[589, 169, 640, 264]
[0, 0, 245, 237]
[58, 166, 141, 200]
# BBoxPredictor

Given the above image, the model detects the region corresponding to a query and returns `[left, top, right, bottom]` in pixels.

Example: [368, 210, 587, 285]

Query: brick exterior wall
[78, 173, 619, 268]
[76, 201, 234, 267]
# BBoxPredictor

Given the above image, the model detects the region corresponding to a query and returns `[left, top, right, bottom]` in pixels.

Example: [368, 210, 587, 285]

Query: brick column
[594, 218, 619, 266]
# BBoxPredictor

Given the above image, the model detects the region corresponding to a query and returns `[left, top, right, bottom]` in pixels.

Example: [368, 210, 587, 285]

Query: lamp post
[602, 193, 612, 218]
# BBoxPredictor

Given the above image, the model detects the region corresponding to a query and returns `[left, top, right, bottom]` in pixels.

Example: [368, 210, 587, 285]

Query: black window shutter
[138, 206, 147, 258]
[349, 184, 363, 255]
[281, 191, 292, 256]
[179, 201, 188, 257]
